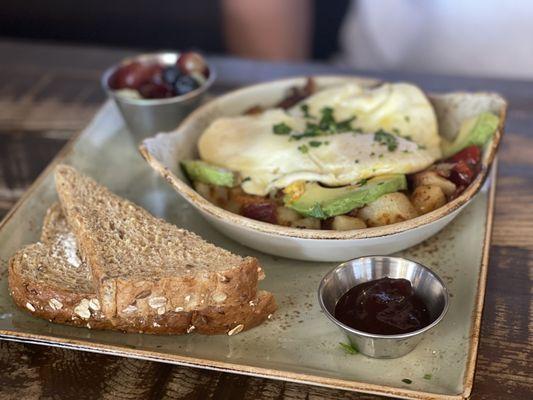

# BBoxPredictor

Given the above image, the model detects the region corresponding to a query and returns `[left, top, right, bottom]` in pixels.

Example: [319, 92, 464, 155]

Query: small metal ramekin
[318, 256, 449, 359]
[101, 52, 216, 142]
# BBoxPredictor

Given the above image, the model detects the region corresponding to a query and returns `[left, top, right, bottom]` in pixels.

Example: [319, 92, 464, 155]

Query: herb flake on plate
[402, 378, 412, 384]
[339, 342, 359, 355]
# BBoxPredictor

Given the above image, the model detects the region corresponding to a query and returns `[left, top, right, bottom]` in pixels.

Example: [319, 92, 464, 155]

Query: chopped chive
[300, 104, 311, 118]
[374, 129, 398, 152]
[423, 374, 432, 380]
[402, 378, 412, 384]
[273, 122, 292, 135]
[298, 144, 309, 154]
[309, 140, 322, 147]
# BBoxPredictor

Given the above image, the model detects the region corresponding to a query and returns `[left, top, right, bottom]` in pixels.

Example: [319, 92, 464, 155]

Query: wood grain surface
[0, 39, 531, 399]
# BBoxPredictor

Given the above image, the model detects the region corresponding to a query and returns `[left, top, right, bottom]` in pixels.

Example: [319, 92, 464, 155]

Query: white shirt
[339, 0, 533, 79]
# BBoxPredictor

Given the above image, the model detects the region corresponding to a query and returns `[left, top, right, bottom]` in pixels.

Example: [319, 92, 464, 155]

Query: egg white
[198, 82, 440, 196]
[290, 82, 441, 158]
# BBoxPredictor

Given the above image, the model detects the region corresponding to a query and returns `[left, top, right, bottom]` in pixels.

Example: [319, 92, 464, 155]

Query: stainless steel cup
[101, 52, 216, 142]
[318, 256, 449, 359]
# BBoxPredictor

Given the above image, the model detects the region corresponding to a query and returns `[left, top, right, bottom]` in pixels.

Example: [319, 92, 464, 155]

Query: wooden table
[0, 39, 531, 399]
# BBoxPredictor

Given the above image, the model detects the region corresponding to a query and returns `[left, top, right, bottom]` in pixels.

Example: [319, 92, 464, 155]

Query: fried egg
[198, 82, 440, 196]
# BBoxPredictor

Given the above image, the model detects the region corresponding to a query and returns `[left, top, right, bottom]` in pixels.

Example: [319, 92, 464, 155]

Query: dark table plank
[0, 39, 531, 399]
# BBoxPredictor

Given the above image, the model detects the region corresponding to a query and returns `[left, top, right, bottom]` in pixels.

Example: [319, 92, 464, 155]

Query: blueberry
[173, 75, 200, 95]
[162, 66, 182, 85]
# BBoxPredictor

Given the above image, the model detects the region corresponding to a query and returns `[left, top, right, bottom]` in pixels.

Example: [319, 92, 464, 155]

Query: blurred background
[2, 0, 532, 79]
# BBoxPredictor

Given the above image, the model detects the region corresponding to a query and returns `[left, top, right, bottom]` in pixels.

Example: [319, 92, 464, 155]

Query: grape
[173, 75, 200, 95]
[177, 52, 207, 76]
[162, 66, 182, 85]
[109, 62, 162, 90]
[138, 82, 174, 99]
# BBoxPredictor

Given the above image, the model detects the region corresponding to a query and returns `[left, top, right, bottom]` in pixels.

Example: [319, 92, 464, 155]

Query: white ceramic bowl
[140, 76, 506, 261]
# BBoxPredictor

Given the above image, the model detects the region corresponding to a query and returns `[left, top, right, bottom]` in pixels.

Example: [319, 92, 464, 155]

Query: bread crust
[9, 246, 276, 335]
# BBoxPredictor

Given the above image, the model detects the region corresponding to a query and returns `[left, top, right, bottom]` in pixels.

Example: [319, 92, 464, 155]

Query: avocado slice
[284, 174, 407, 219]
[441, 112, 499, 158]
[181, 160, 237, 187]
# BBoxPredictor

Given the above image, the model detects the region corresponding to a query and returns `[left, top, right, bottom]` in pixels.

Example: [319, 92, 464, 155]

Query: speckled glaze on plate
[140, 76, 506, 261]
[0, 101, 496, 399]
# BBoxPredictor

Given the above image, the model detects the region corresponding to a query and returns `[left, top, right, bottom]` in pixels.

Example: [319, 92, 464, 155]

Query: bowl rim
[316, 255, 450, 339]
[139, 75, 507, 240]
[101, 51, 217, 106]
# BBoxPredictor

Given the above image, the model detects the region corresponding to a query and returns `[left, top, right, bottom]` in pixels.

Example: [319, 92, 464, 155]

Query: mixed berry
[108, 52, 209, 100]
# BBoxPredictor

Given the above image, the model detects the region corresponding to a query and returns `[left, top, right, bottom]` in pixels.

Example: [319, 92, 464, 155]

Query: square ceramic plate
[0, 102, 495, 400]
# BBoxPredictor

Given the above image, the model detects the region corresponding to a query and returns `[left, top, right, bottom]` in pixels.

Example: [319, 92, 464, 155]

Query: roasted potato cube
[225, 199, 242, 214]
[358, 192, 419, 227]
[277, 206, 301, 226]
[211, 185, 229, 204]
[331, 215, 367, 231]
[194, 181, 211, 200]
[290, 217, 321, 229]
[194, 181, 228, 207]
[412, 171, 456, 197]
[411, 185, 446, 214]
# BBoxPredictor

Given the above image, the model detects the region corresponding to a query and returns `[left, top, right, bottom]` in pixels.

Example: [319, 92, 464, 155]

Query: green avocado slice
[181, 160, 237, 187]
[284, 174, 407, 219]
[441, 112, 499, 158]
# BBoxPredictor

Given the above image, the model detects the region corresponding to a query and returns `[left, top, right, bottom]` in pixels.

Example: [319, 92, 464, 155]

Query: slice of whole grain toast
[9, 203, 276, 334]
[54, 165, 267, 321]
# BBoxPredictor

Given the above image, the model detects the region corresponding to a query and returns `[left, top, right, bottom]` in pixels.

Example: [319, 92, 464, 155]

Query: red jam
[334, 277, 431, 335]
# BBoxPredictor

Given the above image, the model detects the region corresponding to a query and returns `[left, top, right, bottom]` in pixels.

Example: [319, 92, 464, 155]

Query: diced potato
[411, 185, 446, 215]
[268, 189, 285, 206]
[358, 192, 419, 227]
[211, 185, 229, 203]
[229, 186, 245, 198]
[229, 187, 266, 207]
[225, 199, 242, 214]
[412, 171, 456, 197]
[331, 215, 367, 231]
[290, 217, 321, 229]
[194, 181, 211, 200]
[277, 206, 301, 226]
[194, 181, 229, 208]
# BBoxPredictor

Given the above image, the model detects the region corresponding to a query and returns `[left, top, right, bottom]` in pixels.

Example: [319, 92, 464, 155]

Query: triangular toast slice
[9, 204, 276, 334]
[55, 165, 266, 321]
